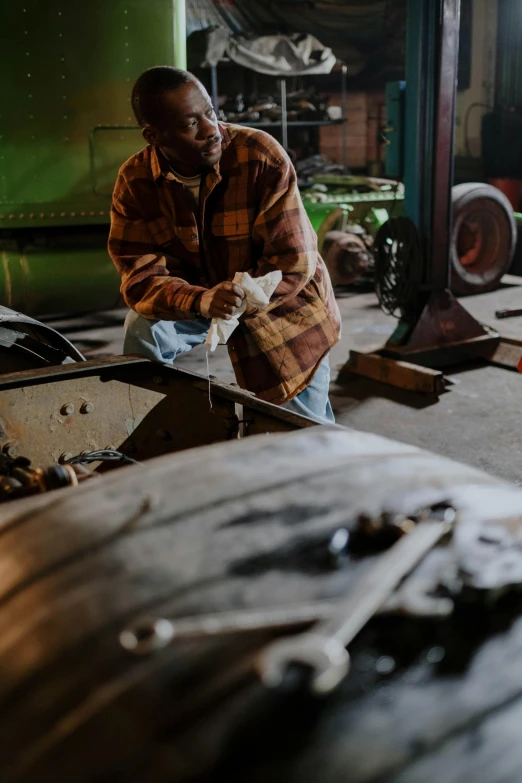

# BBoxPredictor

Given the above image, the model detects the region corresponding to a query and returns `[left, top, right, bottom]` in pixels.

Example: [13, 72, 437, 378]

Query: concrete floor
[47, 277, 522, 486]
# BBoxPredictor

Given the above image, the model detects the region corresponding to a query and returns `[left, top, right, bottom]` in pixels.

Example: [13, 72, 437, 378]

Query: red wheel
[451, 183, 517, 295]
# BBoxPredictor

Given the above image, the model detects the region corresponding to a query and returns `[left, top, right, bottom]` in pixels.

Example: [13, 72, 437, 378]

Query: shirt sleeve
[108, 172, 207, 320]
[250, 149, 318, 311]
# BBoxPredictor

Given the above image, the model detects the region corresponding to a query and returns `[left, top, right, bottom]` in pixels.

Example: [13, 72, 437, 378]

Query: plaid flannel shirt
[108, 122, 341, 404]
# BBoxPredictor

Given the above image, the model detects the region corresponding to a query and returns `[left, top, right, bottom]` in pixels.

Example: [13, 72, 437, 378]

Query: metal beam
[173, 0, 187, 69]
[431, 0, 460, 290]
[403, 0, 436, 257]
[404, 0, 461, 292]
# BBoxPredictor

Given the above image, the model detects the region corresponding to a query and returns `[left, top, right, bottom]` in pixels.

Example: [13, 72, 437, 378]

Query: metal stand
[385, 0, 496, 365]
[338, 0, 512, 395]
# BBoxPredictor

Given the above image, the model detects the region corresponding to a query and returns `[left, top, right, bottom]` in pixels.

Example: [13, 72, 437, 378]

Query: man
[109, 66, 341, 423]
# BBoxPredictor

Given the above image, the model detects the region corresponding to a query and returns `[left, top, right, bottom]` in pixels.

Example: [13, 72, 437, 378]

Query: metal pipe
[404, 0, 459, 292]
[404, 0, 434, 241]
[430, 0, 461, 290]
[210, 65, 219, 112]
[280, 79, 288, 149]
[341, 63, 348, 167]
[173, 0, 187, 69]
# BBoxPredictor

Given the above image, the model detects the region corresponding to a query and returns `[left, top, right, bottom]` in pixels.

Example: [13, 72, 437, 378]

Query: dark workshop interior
[4, 1, 522, 780]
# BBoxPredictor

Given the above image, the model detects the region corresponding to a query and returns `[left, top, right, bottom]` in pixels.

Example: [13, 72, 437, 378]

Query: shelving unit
[209, 61, 348, 160]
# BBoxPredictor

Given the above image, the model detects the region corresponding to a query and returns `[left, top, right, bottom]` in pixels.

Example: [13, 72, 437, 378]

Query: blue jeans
[123, 311, 334, 424]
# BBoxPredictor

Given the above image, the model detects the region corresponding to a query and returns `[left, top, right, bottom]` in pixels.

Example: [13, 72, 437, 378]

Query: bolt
[3, 443, 18, 458]
[375, 656, 396, 675]
[60, 403, 74, 416]
[80, 402, 94, 414]
[426, 646, 445, 664]
[152, 375, 163, 384]
[59, 453, 73, 464]
[155, 429, 169, 440]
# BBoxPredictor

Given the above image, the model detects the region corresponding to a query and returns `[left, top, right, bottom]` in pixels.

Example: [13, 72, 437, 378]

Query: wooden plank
[338, 350, 446, 395]
[486, 335, 522, 369]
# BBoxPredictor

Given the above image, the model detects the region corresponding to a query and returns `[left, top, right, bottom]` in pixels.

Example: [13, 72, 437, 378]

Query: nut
[152, 375, 163, 385]
[3, 443, 18, 458]
[155, 429, 169, 440]
[80, 402, 94, 414]
[60, 403, 75, 416]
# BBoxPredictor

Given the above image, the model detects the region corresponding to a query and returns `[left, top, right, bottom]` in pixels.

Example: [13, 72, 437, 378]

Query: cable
[374, 216, 423, 319]
[463, 102, 491, 158]
[66, 450, 141, 466]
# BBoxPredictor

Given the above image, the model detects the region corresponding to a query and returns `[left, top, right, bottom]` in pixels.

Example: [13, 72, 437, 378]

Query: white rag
[205, 270, 282, 351]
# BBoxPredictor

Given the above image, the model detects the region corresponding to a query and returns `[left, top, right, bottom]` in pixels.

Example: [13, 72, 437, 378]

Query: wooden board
[338, 350, 446, 395]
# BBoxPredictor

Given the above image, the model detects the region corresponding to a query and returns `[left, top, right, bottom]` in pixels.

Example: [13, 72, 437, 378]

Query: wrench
[119, 602, 335, 655]
[119, 584, 453, 657]
[257, 507, 456, 695]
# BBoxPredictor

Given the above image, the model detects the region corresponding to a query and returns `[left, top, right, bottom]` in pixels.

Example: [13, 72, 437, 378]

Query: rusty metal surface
[2, 426, 522, 781]
[0, 356, 311, 469]
[0, 376, 166, 467]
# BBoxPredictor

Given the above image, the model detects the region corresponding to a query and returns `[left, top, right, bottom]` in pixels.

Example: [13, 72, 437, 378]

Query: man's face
[144, 79, 223, 172]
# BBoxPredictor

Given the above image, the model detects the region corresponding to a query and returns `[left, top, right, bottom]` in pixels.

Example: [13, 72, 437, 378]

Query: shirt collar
[150, 122, 232, 183]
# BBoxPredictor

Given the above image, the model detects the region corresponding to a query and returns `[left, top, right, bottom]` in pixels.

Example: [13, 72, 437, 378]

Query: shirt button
[191, 233, 197, 239]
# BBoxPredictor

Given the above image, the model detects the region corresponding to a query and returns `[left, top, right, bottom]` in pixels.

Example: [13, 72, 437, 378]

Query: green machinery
[0, 0, 187, 316]
[303, 177, 403, 249]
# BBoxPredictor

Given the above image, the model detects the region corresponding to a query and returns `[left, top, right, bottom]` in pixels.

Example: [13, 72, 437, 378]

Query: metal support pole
[382, 0, 489, 357]
[280, 79, 288, 150]
[403, 0, 460, 292]
[431, 0, 460, 289]
[341, 0, 495, 377]
[210, 65, 219, 112]
[341, 63, 348, 167]
[173, 0, 187, 70]
[403, 0, 436, 276]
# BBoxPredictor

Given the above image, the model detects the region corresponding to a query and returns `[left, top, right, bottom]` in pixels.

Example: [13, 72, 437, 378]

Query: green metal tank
[0, 0, 187, 315]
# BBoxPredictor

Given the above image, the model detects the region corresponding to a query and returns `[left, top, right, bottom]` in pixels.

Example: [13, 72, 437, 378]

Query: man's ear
[143, 126, 159, 146]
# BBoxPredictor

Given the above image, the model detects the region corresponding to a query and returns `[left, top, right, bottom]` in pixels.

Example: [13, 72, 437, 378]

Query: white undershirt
[172, 170, 201, 209]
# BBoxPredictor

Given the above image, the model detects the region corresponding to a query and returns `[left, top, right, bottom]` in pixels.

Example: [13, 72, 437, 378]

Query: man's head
[131, 66, 222, 174]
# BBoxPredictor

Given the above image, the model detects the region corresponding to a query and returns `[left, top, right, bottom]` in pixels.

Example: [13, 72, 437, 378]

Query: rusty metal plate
[0, 376, 235, 468]
[0, 357, 311, 470]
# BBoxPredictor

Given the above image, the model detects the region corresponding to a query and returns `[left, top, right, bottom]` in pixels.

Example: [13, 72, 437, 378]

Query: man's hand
[196, 282, 245, 320]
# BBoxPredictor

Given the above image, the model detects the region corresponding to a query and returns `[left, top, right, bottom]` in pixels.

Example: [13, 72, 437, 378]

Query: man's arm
[250, 150, 318, 311]
[108, 173, 207, 320]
